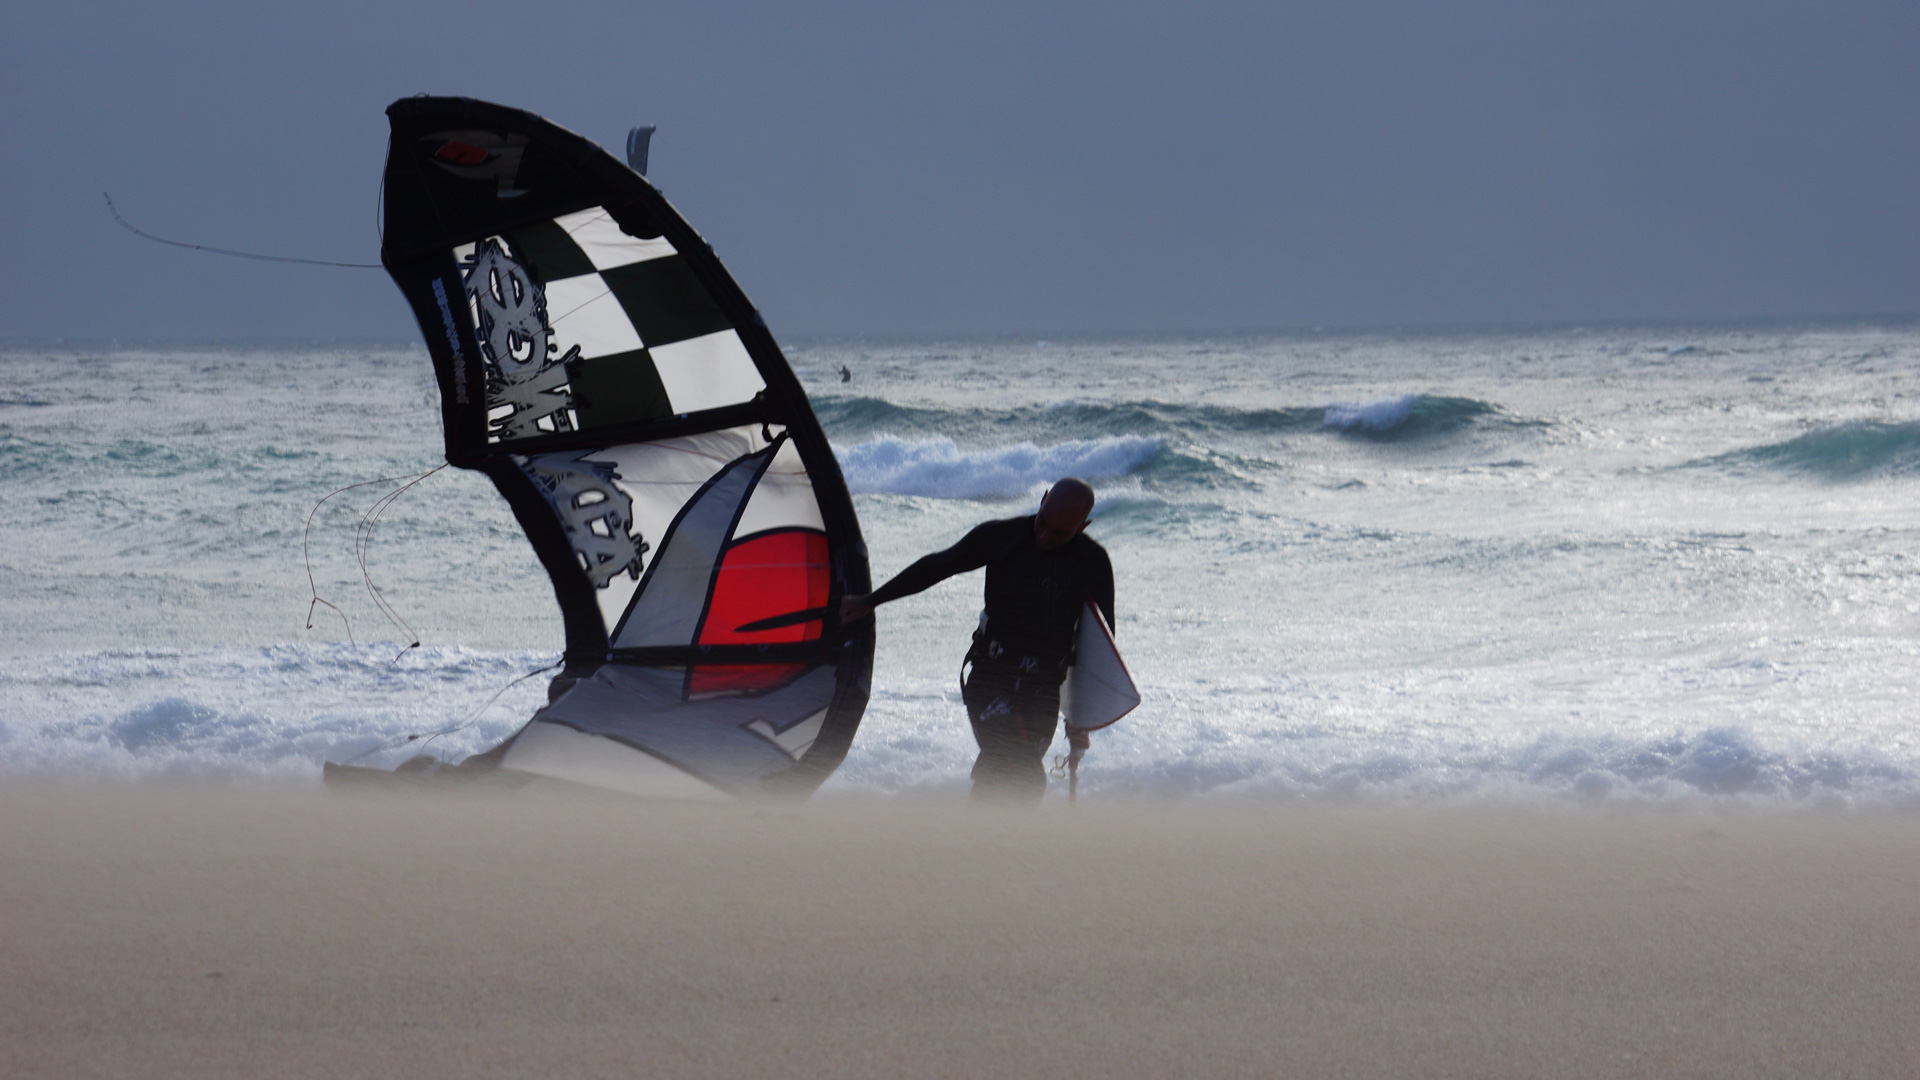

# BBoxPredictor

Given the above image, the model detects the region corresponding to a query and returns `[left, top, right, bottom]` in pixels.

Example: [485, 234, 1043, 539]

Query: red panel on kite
[699, 529, 830, 645]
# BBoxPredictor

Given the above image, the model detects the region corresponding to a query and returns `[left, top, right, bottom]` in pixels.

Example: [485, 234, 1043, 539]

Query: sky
[3, 0, 1915, 340]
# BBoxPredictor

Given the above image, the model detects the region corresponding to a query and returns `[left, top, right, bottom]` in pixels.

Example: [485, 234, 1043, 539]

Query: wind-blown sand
[2, 787, 1916, 1079]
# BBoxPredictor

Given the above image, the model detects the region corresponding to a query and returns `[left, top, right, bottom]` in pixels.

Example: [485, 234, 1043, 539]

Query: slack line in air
[323, 96, 873, 800]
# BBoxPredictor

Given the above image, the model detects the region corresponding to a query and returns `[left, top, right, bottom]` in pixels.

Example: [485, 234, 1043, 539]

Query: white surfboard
[1062, 600, 1139, 731]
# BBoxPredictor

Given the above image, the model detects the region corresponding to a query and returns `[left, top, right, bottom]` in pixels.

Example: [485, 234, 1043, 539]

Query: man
[840, 478, 1115, 803]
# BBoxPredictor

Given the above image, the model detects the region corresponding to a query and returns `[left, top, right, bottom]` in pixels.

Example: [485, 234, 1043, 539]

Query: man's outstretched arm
[839, 520, 1006, 622]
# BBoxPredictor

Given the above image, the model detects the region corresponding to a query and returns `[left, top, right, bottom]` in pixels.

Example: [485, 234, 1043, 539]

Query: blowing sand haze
[4, 787, 1917, 1079]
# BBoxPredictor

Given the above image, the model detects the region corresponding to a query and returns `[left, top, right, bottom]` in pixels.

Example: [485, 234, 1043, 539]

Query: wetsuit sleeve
[866, 520, 1008, 607]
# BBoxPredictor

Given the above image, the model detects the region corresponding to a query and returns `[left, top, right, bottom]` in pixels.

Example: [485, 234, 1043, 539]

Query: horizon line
[3, 311, 1916, 351]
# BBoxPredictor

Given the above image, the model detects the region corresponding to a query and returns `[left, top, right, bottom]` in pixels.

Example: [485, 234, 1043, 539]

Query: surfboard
[1062, 600, 1139, 731]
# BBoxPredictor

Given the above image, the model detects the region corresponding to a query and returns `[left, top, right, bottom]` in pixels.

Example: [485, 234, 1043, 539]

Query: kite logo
[521, 453, 648, 589]
[422, 130, 530, 198]
[434, 141, 490, 167]
[462, 238, 578, 442]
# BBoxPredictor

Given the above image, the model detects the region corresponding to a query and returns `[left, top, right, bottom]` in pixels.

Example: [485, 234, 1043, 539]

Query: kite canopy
[380, 96, 871, 798]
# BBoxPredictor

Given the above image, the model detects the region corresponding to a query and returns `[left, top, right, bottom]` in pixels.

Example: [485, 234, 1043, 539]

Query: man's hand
[839, 594, 874, 623]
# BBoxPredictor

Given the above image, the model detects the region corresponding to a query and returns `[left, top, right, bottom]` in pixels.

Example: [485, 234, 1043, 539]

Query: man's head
[1034, 478, 1095, 550]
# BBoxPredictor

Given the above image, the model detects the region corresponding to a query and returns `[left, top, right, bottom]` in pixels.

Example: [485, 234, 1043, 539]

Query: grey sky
[5, 0, 1915, 340]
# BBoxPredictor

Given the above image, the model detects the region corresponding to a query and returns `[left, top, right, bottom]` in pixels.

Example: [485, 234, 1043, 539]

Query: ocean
[4, 323, 1919, 807]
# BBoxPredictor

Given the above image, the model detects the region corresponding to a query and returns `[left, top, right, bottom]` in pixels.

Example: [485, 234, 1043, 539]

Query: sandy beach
[2, 786, 1915, 1079]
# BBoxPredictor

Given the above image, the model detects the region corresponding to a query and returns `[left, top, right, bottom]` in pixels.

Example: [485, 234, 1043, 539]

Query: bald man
[840, 479, 1116, 803]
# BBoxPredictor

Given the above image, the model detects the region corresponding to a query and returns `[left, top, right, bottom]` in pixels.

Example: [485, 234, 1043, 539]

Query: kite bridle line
[353, 465, 447, 664]
[301, 466, 446, 663]
[115, 168, 558, 770]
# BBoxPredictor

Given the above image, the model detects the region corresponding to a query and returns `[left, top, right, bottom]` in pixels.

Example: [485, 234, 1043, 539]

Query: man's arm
[839, 519, 1009, 622]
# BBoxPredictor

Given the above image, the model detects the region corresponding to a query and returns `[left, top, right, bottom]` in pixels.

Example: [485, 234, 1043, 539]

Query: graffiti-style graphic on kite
[520, 451, 647, 589]
[462, 238, 579, 442]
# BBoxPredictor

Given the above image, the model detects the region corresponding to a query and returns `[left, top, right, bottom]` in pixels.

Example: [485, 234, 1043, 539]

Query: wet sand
[2, 786, 1916, 1079]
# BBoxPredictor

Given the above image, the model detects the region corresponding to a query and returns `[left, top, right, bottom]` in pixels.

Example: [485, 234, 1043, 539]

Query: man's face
[1033, 499, 1089, 550]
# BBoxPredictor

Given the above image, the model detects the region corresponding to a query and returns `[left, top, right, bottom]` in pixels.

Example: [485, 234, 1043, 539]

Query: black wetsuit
[867, 515, 1115, 802]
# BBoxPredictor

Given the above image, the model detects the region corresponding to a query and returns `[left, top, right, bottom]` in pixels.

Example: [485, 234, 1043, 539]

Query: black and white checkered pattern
[458, 206, 766, 432]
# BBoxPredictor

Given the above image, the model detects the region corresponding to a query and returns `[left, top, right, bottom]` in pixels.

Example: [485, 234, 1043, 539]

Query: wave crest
[835, 435, 1162, 498]
[1322, 394, 1502, 438]
[1708, 421, 1920, 480]
[816, 394, 1526, 446]
[813, 396, 1326, 441]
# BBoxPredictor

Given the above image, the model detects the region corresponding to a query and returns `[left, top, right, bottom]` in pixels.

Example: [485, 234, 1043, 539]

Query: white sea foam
[1323, 393, 1420, 431]
[819, 678, 1920, 807]
[12, 647, 1914, 808]
[835, 435, 1161, 498]
[0, 645, 552, 784]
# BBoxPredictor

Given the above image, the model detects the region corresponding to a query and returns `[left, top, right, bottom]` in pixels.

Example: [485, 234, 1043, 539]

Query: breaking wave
[835, 435, 1162, 499]
[1321, 394, 1505, 439]
[813, 395, 1323, 442]
[813, 394, 1522, 446]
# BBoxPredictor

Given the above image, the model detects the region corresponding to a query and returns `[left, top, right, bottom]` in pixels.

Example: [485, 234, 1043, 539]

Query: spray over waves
[1321, 394, 1505, 439]
[835, 435, 1162, 499]
[1704, 421, 1920, 480]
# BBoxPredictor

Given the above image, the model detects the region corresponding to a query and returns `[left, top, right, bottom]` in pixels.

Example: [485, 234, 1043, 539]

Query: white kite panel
[735, 439, 824, 537]
[544, 277, 645, 359]
[650, 330, 766, 414]
[551, 206, 677, 270]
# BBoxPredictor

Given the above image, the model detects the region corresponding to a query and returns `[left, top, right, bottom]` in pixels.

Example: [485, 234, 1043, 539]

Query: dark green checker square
[601, 255, 733, 349]
[504, 219, 596, 283]
[565, 349, 672, 428]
